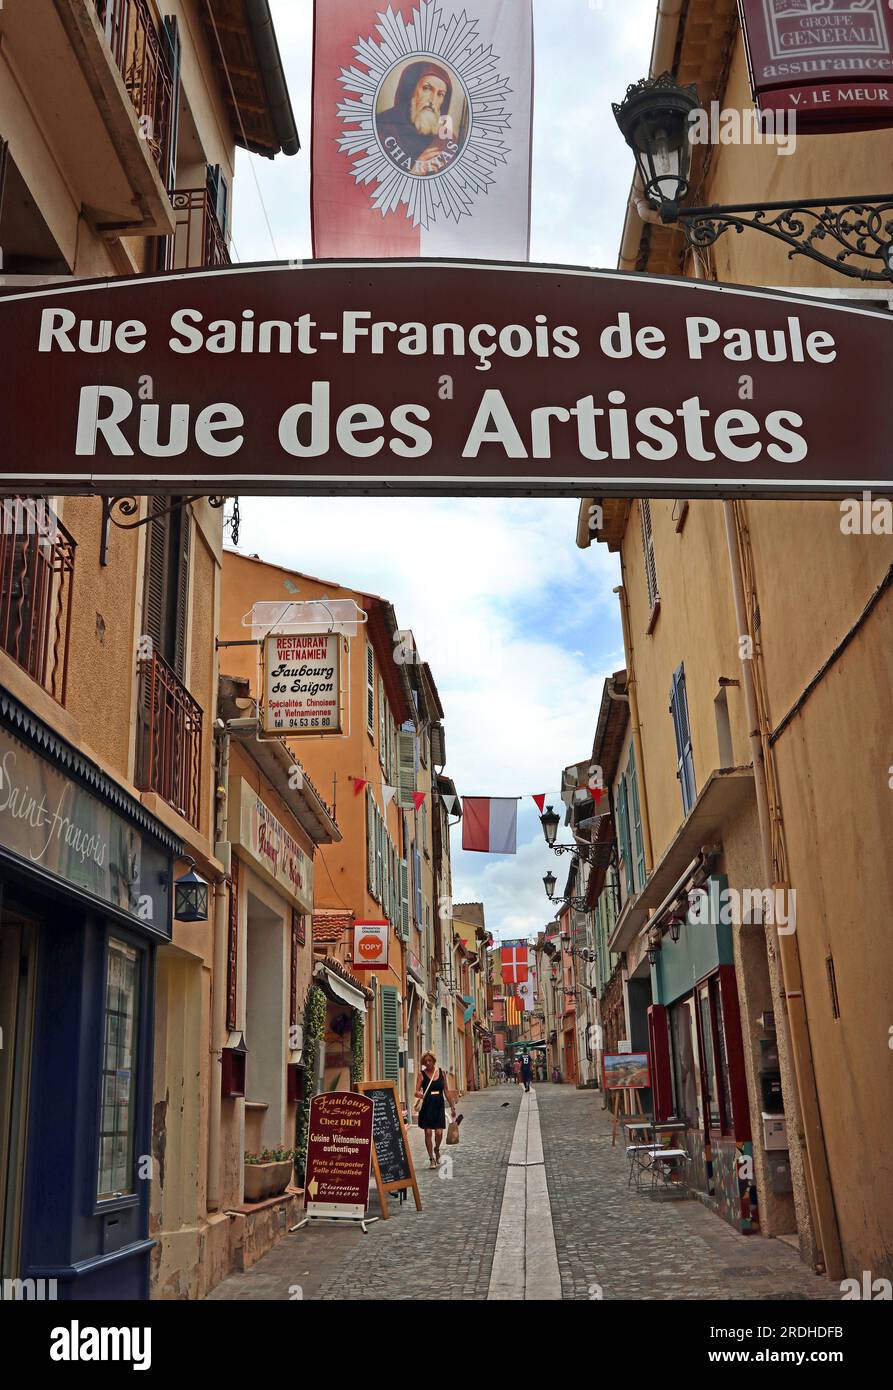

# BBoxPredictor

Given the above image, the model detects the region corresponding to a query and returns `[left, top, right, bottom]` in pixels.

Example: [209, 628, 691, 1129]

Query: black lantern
[646, 926, 663, 967]
[543, 870, 557, 900]
[668, 916, 683, 944]
[613, 72, 700, 221]
[539, 804, 561, 848]
[175, 857, 209, 922]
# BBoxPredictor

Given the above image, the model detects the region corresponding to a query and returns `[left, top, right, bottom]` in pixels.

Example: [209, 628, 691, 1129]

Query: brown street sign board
[0, 259, 891, 498]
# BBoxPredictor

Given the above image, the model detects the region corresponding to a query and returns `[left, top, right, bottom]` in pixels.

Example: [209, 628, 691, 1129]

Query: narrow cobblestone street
[206, 1085, 840, 1302]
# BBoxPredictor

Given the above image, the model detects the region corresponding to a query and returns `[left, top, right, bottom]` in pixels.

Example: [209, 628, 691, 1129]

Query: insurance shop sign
[263, 632, 342, 735]
[740, 0, 893, 129]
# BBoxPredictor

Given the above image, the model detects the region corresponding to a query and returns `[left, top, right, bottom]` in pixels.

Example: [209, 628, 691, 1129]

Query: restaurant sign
[304, 1092, 375, 1220]
[1, 262, 891, 498]
[237, 780, 313, 912]
[263, 631, 343, 736]
[739, 0, 893, 130]
[0, 725, 172, 934]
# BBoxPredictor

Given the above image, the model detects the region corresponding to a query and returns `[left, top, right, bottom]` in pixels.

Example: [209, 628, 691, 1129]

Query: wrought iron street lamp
[175, 857, 209, 922]
[539, 804, 614, 868]
[614, 74, 893, 282]
[539, 804, 561, 847]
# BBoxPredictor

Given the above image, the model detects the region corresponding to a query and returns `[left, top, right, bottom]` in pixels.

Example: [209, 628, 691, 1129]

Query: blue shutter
[381, 985, 400, 1081]
[670, 664, 697, 815]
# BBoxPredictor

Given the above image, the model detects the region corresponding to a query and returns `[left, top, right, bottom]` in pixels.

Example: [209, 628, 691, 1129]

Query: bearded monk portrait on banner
[375, 59, 466, 177]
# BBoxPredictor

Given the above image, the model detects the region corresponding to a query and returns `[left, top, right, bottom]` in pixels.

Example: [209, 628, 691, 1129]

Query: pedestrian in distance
[414, 1050, 457, 1169]
[513, 1057, 522, 1085]
[503, 1058, 513, 1084]
[521, 1054, 533, 1092]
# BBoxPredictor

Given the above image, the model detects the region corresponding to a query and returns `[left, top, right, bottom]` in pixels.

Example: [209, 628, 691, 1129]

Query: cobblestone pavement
[206, 1084, 520, 1301]
[206, 1084, 842, 1301]
[537, 1084, 839, 1302]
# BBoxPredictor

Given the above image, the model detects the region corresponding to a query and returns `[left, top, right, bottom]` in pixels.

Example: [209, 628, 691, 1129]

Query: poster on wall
[352, 920, 389, 969]
[739, 0, 893, 131]
[263, 631, 343, 736]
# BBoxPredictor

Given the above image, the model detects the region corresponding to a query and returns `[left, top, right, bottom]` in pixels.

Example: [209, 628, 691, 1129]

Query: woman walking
[414, 1051, 457, 1169]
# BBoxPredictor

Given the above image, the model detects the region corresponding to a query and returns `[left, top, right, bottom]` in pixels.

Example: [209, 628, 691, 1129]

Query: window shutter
[413, 845, 423, 927]
[173, 506, 191, 680]
[378, 677, 386, 767]
[627, 745, 646, 891]
[431, 722, 446, 767]
[640, 499, 659, 611]
[421, 802, 428, 853]
[400, 860, 410, 940]
[380, 985, 400, 1082]
[376, 808, 385, 904]
[670, 664, 697, 814]
[648, 1004, 674, 1123]
[366, 787, 376, 897]
[617, 778, 634, 897]
[366, 644, 375, 735]
[397, 730, 416, 807]
[160, 17, 181, 194]
[206, 163, 229, 234]
[143, 498, 169, 655]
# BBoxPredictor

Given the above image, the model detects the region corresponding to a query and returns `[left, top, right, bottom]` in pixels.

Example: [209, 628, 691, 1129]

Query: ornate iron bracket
[546, 894, 590, 912]
[550, 841, 615, 869]
[99, 494, 240, 564]
[676, 194, 893, 282]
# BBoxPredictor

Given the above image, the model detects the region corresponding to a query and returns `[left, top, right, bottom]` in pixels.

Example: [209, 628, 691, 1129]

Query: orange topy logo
[357, 934, 384, 960]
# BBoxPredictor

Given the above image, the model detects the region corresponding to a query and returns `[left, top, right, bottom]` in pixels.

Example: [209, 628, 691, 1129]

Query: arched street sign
[1, 260, 890, 498]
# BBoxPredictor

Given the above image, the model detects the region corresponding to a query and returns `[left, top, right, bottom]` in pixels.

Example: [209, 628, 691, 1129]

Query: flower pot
[244, 1158, 294, 1202]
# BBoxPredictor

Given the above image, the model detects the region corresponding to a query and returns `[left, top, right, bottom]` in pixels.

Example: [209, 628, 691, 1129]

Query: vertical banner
[312, 0, 533, 260]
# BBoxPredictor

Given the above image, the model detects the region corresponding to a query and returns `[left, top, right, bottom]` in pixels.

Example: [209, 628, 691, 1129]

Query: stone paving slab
[536, 1084, 841, 1303]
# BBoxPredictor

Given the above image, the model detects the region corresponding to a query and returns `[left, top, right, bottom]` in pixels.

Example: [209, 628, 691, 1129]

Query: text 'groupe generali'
[38, 304, 841, 465]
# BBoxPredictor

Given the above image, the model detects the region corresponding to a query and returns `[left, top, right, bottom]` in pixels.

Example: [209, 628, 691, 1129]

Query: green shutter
[381, 985, 400, 1082]
[367, 787, 377, 897]
[628, 745, 646, 891]
[617, 778, 634, 897]
[378, 676, 386, 767]
[400, 860, 410, 940]
[366, 643, 375, 735]
[376, 807, 385, 905]
[397, 730, 416, 807]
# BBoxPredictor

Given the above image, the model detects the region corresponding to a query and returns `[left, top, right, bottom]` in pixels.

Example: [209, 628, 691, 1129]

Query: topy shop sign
[0, 261, 891, 498]
[739, 0, 893, 130]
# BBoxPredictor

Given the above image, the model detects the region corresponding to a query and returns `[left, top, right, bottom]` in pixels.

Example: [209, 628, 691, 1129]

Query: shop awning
[313, 962, 367, 1015]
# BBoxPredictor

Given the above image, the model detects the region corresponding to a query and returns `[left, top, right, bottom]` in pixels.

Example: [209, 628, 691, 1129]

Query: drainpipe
[613, 573, 654, 873]
[722, 503, 843, 1280]
[207, 716, 256, 1212]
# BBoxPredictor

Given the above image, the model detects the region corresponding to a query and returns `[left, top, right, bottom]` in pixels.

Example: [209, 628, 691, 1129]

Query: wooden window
[378, 676, 386, 768]
[616, 777, 634, 898]
[380, 985, 400, 1082]
[626, 745, 646, 891]
[97, 939, 141, 1201]
[400, 860, 410, 941]
[669, 663, 697, 815]
[397, 730, 416, 808]
[640, 498, 660, 619]
[143, 497, 190, 678]
[647, 1004, 673, 1123]
[365, 644, 375, 737]
[366, 787, 377, 899]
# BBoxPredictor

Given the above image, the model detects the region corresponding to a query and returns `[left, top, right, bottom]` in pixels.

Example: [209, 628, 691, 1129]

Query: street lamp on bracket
[613, 73, 893, 283]
[539, 804, 613, 868]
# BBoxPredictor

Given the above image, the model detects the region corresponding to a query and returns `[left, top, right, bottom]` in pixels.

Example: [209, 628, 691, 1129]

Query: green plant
[245, 1146, 296, 1165]
[295, 984, 326, 1184]
[351, 1008, 364, 1086]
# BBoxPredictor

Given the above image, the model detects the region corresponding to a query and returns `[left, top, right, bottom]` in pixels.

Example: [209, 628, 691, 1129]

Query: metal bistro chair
[647, 1144, 690, 1200]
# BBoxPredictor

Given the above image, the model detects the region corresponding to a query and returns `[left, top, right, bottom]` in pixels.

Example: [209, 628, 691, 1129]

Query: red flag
[501, 947, 528, 985]
[532, 794, 546, 813]
[412, 791, 426, 811]
[594, 786, 610, 814]
[351, 778, 368, 796]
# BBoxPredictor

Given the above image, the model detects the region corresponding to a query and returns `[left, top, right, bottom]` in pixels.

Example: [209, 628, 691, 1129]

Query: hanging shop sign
[739, 0, 893, 131]
[0, 722, 172, 934]
[352, 920, 389, 969]
[304, 1091, 375, 1220]
[263, 631, 343, 736]
[1, 262, 891, 499]
[236, 780, 313, 912]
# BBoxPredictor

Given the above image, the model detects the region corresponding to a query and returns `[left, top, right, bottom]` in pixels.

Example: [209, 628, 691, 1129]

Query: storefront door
[0, 892, 37, 1285]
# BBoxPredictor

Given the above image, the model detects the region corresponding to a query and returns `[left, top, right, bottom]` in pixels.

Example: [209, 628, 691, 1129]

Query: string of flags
[344, 777, 611, 857]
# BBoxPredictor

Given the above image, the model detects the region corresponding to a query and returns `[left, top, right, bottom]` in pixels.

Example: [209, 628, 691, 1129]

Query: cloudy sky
[231, 0, 656, 942]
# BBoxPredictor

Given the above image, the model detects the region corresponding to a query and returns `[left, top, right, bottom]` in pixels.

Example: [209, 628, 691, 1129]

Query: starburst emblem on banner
[336, 1, 513, 229]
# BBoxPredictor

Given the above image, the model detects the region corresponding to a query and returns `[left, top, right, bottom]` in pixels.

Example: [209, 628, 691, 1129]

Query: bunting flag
[311, 0, 534, 260]
[440, 792, 459, 815]
[351, 777, 368, 796]
[412, 790, 426, 811]
[382, 785, 396, 807]
[462, 797, 517, 855]
[532, 794, 546, 813]
[501, 946, 528, 985]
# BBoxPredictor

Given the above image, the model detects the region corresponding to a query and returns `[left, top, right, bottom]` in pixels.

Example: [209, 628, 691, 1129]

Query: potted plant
[243, 1145, 296, 1202]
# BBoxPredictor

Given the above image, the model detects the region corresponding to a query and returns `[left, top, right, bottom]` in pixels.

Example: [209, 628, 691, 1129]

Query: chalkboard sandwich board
[356, 1080, 422, 1217]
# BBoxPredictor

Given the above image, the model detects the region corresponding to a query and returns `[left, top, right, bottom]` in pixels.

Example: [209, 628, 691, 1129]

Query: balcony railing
[96, 0, 173, 177]
[157, 187, 231, 271]
[136, 650, 203, 829]
[0, 500, 75, 704]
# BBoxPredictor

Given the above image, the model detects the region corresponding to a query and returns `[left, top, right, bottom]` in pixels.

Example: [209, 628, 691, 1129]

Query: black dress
[417, 1068, 447, 1130]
